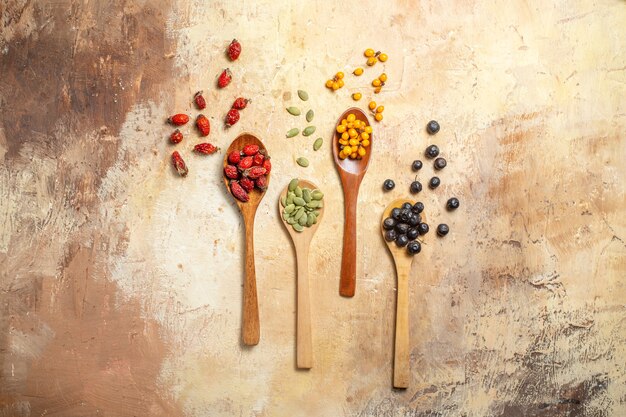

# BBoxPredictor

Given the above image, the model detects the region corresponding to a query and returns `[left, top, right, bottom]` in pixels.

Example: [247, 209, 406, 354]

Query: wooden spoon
[223, 133, 271, 346]
[381, 198, 423, 389]
[332, 107, 373, 297]
[278, 179, 325, 369]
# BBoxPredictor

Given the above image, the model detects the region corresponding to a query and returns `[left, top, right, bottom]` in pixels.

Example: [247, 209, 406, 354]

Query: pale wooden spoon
[278, 179, 325, 369]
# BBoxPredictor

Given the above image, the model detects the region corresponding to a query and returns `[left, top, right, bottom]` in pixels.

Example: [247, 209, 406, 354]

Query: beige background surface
[1, 1, 625, 416]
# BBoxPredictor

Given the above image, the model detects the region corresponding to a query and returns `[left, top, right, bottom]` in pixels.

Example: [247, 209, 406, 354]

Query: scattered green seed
[292, 223, 304, 232]
[302, 126, 316, 136]
[293, 196, 306, 206]
[297, 90, 309, 101]
[296, 157, 309, 167]
[306, 109, 314, 122]
[311, 190, 324, 200]
[286, 128, 300, 138]
[313, 137, 323, 151]
[294, 186, 302, 197]
[286, 107, 301, 116]
[288, 178, 299, 192]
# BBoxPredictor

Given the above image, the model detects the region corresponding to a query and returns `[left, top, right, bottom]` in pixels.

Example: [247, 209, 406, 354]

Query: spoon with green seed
[278, 179, 325, 369]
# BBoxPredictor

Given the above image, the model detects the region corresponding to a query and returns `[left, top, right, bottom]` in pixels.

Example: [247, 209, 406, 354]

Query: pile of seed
[280, 178, 324, 232]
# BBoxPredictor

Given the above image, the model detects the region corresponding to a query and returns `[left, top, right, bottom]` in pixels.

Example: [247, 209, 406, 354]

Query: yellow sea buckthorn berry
[362, 139, 370, 147]
[341, 132, 349, 140]
[337, 124, 346, 133]
[341, 118, 348, 125]
[347, 113, 356, 122]
[375, 113, 383, 122]
[349, 139, 359, 146]
[339, 139, 348, 146]
[348, 128, 357, 137]
[372, 79, 381, 87]
[352, 92, 362, 101]
[366, 57, 377, 66]
[374, 86, 382, 94]
[332, 82, 340, 91]
[379, 73, 387, 82]
[361, 132, 370, 140]
[376, 106, 384, 113]
[325, 80, 333, 88]
[339, 151, 346, 160]
[364, 48, 375, 57]
[358, 147, 366, 157]
[343, 145, 352, 154]
[350, 152, 357, 159]
[353, 67, 364, 76]
[337, 79, 345, 88]
[378, 53, 388, 62]
[336, 72, 344, 79]
[368, 101, 377, 110]
[365, 126, 373, 133]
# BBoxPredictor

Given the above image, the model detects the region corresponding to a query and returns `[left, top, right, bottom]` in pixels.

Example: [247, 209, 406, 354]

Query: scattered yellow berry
[375, 113, 383, 122]
[366, 57, 377, 66]
[374, 86, 382, 94]
[376, 106, 384, 113]
[368, 101, 377, 110]
[332, 82, 340, 91]
[346, 114, 356, 122]
[336, 71, 344, 79]
[353, 67, 364, 76]
[364, 48, 375, 57]
[378, 53, 388, 62]
[352, 92, 362, 101]
[379, 73, 388, 82]
[337, 79, 345, 88]
[372, 79, 382, 87]
[325, 80, 333, 88]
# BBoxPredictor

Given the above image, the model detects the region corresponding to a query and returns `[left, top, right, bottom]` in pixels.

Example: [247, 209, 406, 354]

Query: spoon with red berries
[223, 133, 271, 346]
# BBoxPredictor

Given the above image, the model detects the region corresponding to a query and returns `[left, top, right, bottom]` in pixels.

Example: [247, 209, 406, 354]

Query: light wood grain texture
[381, 198, 423, 389]
[223, 133, 271, 346]
[332, 108, 372, 297]
[278, 179, 324, 369]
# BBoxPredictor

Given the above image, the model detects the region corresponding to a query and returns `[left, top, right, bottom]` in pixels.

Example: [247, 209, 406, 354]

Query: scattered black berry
[407, 227, 419, 240]
[385, 229, 398, 242]
[447, 197, 460, 210]
[417, 222, 430, 235]
[429, 176, 441, 189]
[426, 120, 440, 135]
[391, 208, 401, 219]
[412, 202, 424, 213]
[434, 157, 447, 170]
[425, 145, 440, 159]
[407, 240, 421, 255]
[395, 234, 409, 247]
[410, 180, 422, 194]
[383, 217, 396, 230]
[383, 179, 395, 191]
[412, 160, 423, 171]
[437, 224, 449, 236]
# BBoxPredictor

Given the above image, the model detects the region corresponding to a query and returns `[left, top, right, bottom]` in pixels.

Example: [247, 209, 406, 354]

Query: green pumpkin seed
[297, 90, 309, 101]
[306, 213, 316, 226]
[302, 189, 311, 203]
[306, 109, 314, 122]
[307, 200, 321, 209]
[294, 186, 302, 197]
[302, 126, 316, 136]
[294, 208, 305, 221]
[313, 137, 323, 151]
[288, 178, 299, 191]
[286, 194, 294, 205]
[298, 215, 308, 226]
[282, 211, 289, 220]
[293, 196, 306, 206]
[314, 209, 321, 216]
[281, 195, 287, 207]
[292, 223, 304, 232]
[296, 157, 309, 167]
[286, 128, 300, 138]
[286, 107, 301, 116]
[284, 204, 295, 214]
[287, 216, 297, 225]
[311, 190, 324, 200]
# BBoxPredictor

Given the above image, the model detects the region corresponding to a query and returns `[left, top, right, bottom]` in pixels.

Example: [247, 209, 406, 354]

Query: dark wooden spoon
[332, 107, 373, 297]
[223, 133, 270, 346]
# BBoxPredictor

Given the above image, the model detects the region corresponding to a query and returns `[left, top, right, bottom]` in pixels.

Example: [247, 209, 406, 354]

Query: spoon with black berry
[381, 198, 425, 389]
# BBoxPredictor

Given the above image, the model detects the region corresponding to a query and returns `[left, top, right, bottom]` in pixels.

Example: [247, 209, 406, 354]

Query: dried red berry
[252, 153, 265, 166]
[238, 156, 253, 170]
[172, 151, 188, 177]
[196, 114, 210, 136]
[240, 176, 254, 192]
[230, 181, 249, 202]
[225, 108, 240, 126]
[168, 114, 189, 126]
[170, 129, 183, 144]
[194, 143, 219, 154]
[262, 158, 272, 174]
[244, 166, 266, 180]
[228, 150, 241, 164]
[227, 39, 241, 61]
[224, 164, 239, 179]
[194, 91, 206, 109]
[232, 97, 249, 110]
[218, 68, 232, 88]
[255, 175, 268, 191]
[242, 144, 259, 156]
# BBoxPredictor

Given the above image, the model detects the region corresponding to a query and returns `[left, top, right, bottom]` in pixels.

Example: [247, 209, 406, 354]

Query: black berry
[412, 160, 423, 171]
[437, 224, 449, 236]
[434, 157, 447, 170]
[426, 120, 440, 135]
[399, 208, 411, 223]
[429, 176, 441, 189]
[425, 145, 440, 159]
[385, 229, 398, 242]
[447, 197, 460, 210]
[391, 208, 401, 219]
[407, 227, 419, 240]
[410, 181, 422, 194]
[418, 222, 430, 235]
[383, 179, 395, 191]
[401, 202, 413, 210]
[395, 234, 409, 247]
[395, 223, 409, 235]
[408, 213, 420, 226]
[407, 240, 421, 255]
[383, 217, 396, 230]
[412, 202, 424, 213]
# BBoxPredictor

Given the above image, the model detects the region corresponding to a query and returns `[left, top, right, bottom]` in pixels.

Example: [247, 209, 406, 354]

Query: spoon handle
[393, 263, 411, 388]
[242, 215, 260, 345]
[339, 175, 361, 297]
[296, 245, 313, 368]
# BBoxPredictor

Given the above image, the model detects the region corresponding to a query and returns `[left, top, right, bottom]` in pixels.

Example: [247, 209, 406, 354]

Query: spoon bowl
[223, 133, 271, 346]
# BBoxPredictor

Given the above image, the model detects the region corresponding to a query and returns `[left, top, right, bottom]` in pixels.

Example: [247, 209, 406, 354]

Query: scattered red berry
[244, 166, 266, 180]
[238, 156, 253, 170]
[168, 114, 189, 126]
[232, 97, 249, 110]
[228, 150, 241, 164]
[172, 151, 188, 177]
[227, 39, 241, 61]
[225, 108, 240, 126]
[194, 143, 219, 154]
[230, 181, 249, 202]
[252, 153, 265, 166]
[262, 158, 272, 174]
[194, 91, 206, 109]
[242, 144, 259, 156]
[240, 176, 255, 192]
[255, 175, 268, 191]
[224, 164, 239, 179]
[196, 114, 210, 136]
[218, 68, 232, 88]
[170, 129, 183, 144]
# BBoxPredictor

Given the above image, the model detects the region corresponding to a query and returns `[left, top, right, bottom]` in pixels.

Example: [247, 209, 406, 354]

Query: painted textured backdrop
[1, 1, 625, 416]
